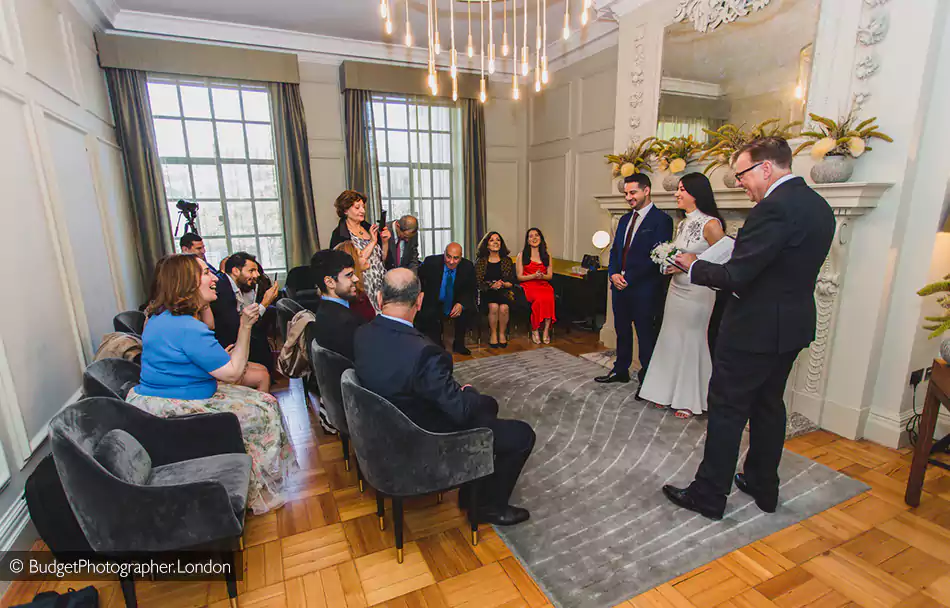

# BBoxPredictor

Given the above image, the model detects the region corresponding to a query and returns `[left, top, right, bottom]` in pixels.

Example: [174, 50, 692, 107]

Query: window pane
[222, 165, 252, 198]
[390, 167, 410, 197]
[390, 199, 411, 219]
[431, 107, 450, 131]
[192, 165, 220, 198]
[418, 199, 432, 227]
[185, 120, 215, 157]
[231, 236, 258, 258]
[379, 169, 389, 198]
[436, 230, 451, 255]
[434, 169, 450, 197]
[198, 201, 225, 236]
[432, 133, 451, 163]
[386, 103, 407, 130]
[251, 165, 278, 198]
[259, 236, 286, 270]
[416, 105, 429, 130]
[216, 122, 246, 159]
[374, 130, 388, 162]
[434, 199, 451, 228]
[246, 124, 274, 159]
[212, 88, 242, 119]
[227, 201, 256, 235]
[423, 231, 434, 257]
[408, 105, 417, 129]
[413, 169, 431, 197]
[409, 131, 419, 163]
[242, 90, 270, 122]
[203, 238, 229, 269]
[180, 86, 211, 118]
[256, 201, 281, 233]
[154, 119, 186, 157]
[388, 130, 409, 163]
[147, 83, 180, 116]
[417, 133, 431, 163]
[372, 102, 386, 126]
[162, 165, 192, 199]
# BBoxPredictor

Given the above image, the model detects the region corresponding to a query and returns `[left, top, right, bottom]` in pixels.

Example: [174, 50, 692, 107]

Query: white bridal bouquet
[650, 241, 680, 266]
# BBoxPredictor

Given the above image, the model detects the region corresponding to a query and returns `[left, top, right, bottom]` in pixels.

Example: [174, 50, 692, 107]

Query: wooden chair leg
[357, 463, 364, 493]
[225, 551, 239, 608]
[119, 573, 137, 608]
[393, 497, 405, 563]
[376, 492, 386, 530]
[468, 481, 479, 546]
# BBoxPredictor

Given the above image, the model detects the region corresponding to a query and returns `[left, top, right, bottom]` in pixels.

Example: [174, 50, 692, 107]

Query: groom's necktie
[441, 269, 456, 316]
[621, 210, 639, 272]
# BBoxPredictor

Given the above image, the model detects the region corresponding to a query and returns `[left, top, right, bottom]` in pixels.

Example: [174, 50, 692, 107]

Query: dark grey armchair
[340, 369, 494, 563]
[49, 397, 250, 607]
[82, 358, 140, 400]
[113, 310, 146, 336]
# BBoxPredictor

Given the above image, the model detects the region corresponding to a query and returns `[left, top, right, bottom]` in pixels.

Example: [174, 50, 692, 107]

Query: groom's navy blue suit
[607, 204, 674, 378]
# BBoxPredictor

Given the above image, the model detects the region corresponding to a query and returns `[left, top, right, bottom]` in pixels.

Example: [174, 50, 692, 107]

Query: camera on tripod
[174, 199, 200, 236]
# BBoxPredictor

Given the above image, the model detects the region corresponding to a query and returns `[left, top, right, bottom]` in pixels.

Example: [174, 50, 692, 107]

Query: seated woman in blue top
[127, 254, 296, 514]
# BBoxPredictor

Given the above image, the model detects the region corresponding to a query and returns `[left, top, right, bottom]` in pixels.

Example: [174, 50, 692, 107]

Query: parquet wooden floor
[4, 330, 950, 608]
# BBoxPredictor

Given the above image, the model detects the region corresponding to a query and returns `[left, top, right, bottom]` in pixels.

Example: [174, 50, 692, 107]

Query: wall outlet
[910, 368, 924, 386]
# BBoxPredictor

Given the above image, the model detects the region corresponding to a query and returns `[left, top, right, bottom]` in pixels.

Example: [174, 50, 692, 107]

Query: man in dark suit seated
[309, 249, 366, 362]
[416, 243, 476, 355]
[385, 215, 421, 272]
[663, 137, 836, 520]
[355, 269, 536, 525]
[210, 252, 277, 372]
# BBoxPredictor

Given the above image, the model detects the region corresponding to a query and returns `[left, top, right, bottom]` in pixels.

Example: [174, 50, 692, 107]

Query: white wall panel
[530, 83, 572, 146]
[486, 98, 523, 149]
[528, 155, 569, 258]
[44, 115, 119, 353]
[486, 160, 521, 245]
[0, 0, 14, 65]
[96, 141, 143, 310]
[75, 39, 113, 124]
[0, 92, 83, 451]
[573, 150, 615, 262]
[578, 69, 617, 136]
[300, 82, 343, 141]
[13, 0, 77, 101]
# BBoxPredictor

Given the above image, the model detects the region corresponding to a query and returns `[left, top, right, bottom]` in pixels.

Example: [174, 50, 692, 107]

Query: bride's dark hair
[679, 172, 726, 233]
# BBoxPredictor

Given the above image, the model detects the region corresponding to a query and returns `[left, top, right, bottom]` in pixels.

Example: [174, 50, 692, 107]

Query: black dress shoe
[594, 371, 630, 384]
[478, 505, 530, 526]
[662, 485, 724, 520]
[489, 342, 500, 349]
[735, 474, 778, 513]
[454, 344, 472, 355]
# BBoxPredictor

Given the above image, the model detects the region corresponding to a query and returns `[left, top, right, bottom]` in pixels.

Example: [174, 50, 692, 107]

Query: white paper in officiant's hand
[698, 235, 735, 265]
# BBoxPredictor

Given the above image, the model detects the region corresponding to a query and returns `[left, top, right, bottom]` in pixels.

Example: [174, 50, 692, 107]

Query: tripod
[175, 209, 199, 237]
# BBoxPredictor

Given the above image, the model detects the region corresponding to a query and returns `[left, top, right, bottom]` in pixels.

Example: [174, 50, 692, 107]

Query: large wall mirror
[658, 0, 821, 142]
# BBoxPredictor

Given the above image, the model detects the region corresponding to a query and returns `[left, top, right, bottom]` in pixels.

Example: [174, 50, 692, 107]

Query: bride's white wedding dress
[640, 209, 719, 415]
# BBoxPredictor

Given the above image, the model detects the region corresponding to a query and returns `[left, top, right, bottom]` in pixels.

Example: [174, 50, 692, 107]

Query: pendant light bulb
[535, 78, 541, 93]
[379, 0, 387, 19]
[452, 77, 458, 102]
[480, 78, 487, 103]
[502, 32, 509, 56]
[522, 60, 529, 76]
[435, 31, 442, 54]
[489, 55, 496, 74]
[513, 85, 520, 100]
[563, 24, 570, 40]
[385, 19, 393, 35]
[468, 33, 474, 58]
[405, 29, 413, 47]
[542, 68, 549, 84]
[581, 8, 589, 26]
[427, 72, 436, 90]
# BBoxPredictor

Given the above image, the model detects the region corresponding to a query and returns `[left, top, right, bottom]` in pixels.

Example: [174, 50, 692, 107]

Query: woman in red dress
[516, 228, 556, 344]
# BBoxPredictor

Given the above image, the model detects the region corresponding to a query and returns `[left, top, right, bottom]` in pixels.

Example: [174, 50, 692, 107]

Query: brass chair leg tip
[437, 492, 443, 504]
[344, 460, 350, 471]
[378, 516, 385, 531]
[472, 530, 478, 546]
[229, 596, 239, 608]
[359, 480, 365, 492]
[397, 548, 404, 563]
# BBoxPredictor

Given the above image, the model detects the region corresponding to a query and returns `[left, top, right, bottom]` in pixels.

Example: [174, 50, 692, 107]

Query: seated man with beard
[211, 251, 279, 375]
[355, 268, 536, 525]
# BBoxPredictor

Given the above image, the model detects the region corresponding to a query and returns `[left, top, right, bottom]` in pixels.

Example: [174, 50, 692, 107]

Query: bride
[639, 173, 726, 419]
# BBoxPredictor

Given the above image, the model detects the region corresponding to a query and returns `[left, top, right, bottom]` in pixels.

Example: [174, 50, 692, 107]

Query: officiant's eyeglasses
[734, 161, 766, 180]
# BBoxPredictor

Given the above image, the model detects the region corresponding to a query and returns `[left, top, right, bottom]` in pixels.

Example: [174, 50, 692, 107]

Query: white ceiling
[114, 0, 591, 48]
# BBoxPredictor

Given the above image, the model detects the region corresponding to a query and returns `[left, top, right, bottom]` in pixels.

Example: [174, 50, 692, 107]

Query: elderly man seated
[354, 269, 536, 525]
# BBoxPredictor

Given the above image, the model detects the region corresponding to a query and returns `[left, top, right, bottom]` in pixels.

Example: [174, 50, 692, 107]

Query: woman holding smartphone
[329, 190, 390, 313]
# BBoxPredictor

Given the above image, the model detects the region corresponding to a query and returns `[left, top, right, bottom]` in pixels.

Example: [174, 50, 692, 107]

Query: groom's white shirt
[687, 173, 797, 284]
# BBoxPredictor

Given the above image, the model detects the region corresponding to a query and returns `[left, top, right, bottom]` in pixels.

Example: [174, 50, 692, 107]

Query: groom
[663, 137, 835, 520]
[595, 173, 673, 399]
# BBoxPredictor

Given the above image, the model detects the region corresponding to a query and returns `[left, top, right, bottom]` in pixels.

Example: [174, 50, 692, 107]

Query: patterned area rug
[577, 350, 820, 440]
[453, 348, 867, 608]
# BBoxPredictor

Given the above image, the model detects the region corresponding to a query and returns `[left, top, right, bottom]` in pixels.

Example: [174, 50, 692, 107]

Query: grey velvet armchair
[113, 310, 146, 336]
[82, 358, 140, 400]
[340, 369, 494, 563]
[49, 397, 250, 608]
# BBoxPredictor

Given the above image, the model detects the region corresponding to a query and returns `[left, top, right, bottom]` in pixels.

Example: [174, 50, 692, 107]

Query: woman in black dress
[475, 232, 517, 348]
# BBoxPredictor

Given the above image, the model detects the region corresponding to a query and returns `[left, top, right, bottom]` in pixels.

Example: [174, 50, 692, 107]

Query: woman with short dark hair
[475, 232, 517, 348]
[127, 254, 295, 514]
[329, 190, 390, 313]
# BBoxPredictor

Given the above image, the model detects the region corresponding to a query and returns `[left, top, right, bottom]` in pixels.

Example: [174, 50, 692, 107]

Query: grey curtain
[270, 82, 321, 266]
[343, 89, 382, 221]
[105, 68, 172, 296]
[461, 100, 487, 257]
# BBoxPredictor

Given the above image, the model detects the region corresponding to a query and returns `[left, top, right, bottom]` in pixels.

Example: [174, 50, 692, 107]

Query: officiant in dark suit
[595, 173, 674, 399]
[416, 243, 477, 355]
[664, 137, 835, 520]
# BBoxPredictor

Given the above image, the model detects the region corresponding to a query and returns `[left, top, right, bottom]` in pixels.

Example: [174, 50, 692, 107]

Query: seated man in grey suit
[354, 269, 536, 526]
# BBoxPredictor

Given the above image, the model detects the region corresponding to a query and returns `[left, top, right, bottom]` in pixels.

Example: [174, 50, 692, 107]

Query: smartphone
[379, 210, 388, 232]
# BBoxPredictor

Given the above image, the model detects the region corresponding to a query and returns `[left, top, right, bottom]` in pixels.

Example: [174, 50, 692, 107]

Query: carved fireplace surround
[595, 181, 892, 429]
